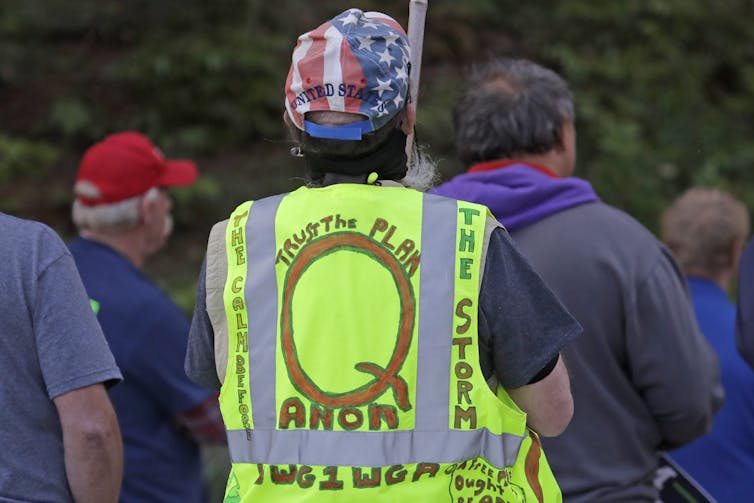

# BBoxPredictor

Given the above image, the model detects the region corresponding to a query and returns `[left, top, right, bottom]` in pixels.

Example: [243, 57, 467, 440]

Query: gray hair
[661, 187, 750, 277]
[454, 58, 575, 166]
[401, 142, 440, 192]
[72, 184, 160, 232]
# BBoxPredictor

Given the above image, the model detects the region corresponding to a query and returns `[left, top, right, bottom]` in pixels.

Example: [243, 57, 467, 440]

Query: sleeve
[736, 237, 754, 370]
[185, 259, 222, 390]
[625, 247, 724, 449]
[175, 392, 227, 445]
[479, 227, 581, 389]
[35, 233, 122, 399]
[126, 292, 214, 417]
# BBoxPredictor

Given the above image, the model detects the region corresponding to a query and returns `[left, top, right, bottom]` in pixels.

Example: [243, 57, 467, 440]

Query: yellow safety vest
[206, 183, 561, 502]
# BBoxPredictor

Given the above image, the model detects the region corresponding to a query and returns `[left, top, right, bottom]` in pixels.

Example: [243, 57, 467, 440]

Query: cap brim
[157, 160, 198, 187]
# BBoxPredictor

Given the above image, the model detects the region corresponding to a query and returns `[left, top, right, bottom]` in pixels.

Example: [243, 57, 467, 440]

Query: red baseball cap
[75, 131, 198, 206]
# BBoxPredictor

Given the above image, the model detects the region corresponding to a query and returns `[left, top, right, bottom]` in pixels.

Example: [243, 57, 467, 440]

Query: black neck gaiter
[305, 128, 408, 185]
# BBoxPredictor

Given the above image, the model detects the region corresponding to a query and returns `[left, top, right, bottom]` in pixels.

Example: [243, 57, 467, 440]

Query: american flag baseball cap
[285, 9, 411, 141]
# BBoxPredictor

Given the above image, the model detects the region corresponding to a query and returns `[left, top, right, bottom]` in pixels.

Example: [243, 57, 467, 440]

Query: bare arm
[54, 383, 123, 503]
[506, 355, 573, 437]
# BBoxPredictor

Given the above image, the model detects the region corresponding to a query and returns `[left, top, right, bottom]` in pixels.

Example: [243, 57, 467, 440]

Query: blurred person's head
[283, 8, 438, 191]
[454, 58, 576, 177]
[661, 187, 750, 289]
[72, 131, 198, 266]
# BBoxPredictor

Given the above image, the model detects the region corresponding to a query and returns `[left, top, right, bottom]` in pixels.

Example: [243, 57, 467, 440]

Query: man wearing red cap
[68, 131, 225, 503]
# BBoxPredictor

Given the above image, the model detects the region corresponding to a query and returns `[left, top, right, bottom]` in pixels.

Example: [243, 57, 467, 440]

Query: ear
[138, 193, 155, 224]
[731, 238, 746, 269]
[283, 111, 303, 143]
[556, 120, 575, 151]
[400, 103, 416, 136]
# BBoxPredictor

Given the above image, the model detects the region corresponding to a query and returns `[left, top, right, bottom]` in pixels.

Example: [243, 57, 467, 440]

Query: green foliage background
[2, 0, 754, 500]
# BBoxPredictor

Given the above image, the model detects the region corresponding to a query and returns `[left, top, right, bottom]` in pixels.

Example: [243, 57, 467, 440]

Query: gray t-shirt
[185, 225, 579, 391]
[0, 213, 122, 503]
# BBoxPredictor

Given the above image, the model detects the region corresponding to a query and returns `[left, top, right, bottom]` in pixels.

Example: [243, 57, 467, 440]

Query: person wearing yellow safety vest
[185, 8, 580, 502]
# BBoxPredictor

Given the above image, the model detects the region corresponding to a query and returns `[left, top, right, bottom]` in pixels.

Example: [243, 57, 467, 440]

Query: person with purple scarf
[433, 58, 723, 502]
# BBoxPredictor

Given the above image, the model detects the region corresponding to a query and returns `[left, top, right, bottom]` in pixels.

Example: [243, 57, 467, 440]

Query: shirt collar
[468, 159, 559, 178]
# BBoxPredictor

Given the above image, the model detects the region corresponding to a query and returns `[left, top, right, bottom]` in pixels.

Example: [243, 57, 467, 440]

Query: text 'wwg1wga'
[254, 463, 441, 490]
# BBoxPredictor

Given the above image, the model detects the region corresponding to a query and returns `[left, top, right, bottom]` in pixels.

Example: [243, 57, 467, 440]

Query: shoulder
[424, 189, 486, 207]
[0, 213, 65, 248]
[100, 266, 188, 334]
[509, 202, 684, 311]
[585, 203, 678, 276]
[0, 214, 70, 272]
[207, 219, 229, 251]
[135, 280, 188, 322]
[205, 219, 230, 291]
[0, 212, 48, 233]
[515, 201, 667, 266]
[544, 201, 654, 236]
[422, 191, 496, 225]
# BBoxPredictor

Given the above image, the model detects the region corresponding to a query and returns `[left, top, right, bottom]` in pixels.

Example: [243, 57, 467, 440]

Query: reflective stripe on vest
[222, 187, 525, 468]
[245, 194, 284, 430]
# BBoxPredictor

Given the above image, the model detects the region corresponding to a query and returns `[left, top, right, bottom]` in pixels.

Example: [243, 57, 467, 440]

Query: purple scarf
[431, 161, 599, 231]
